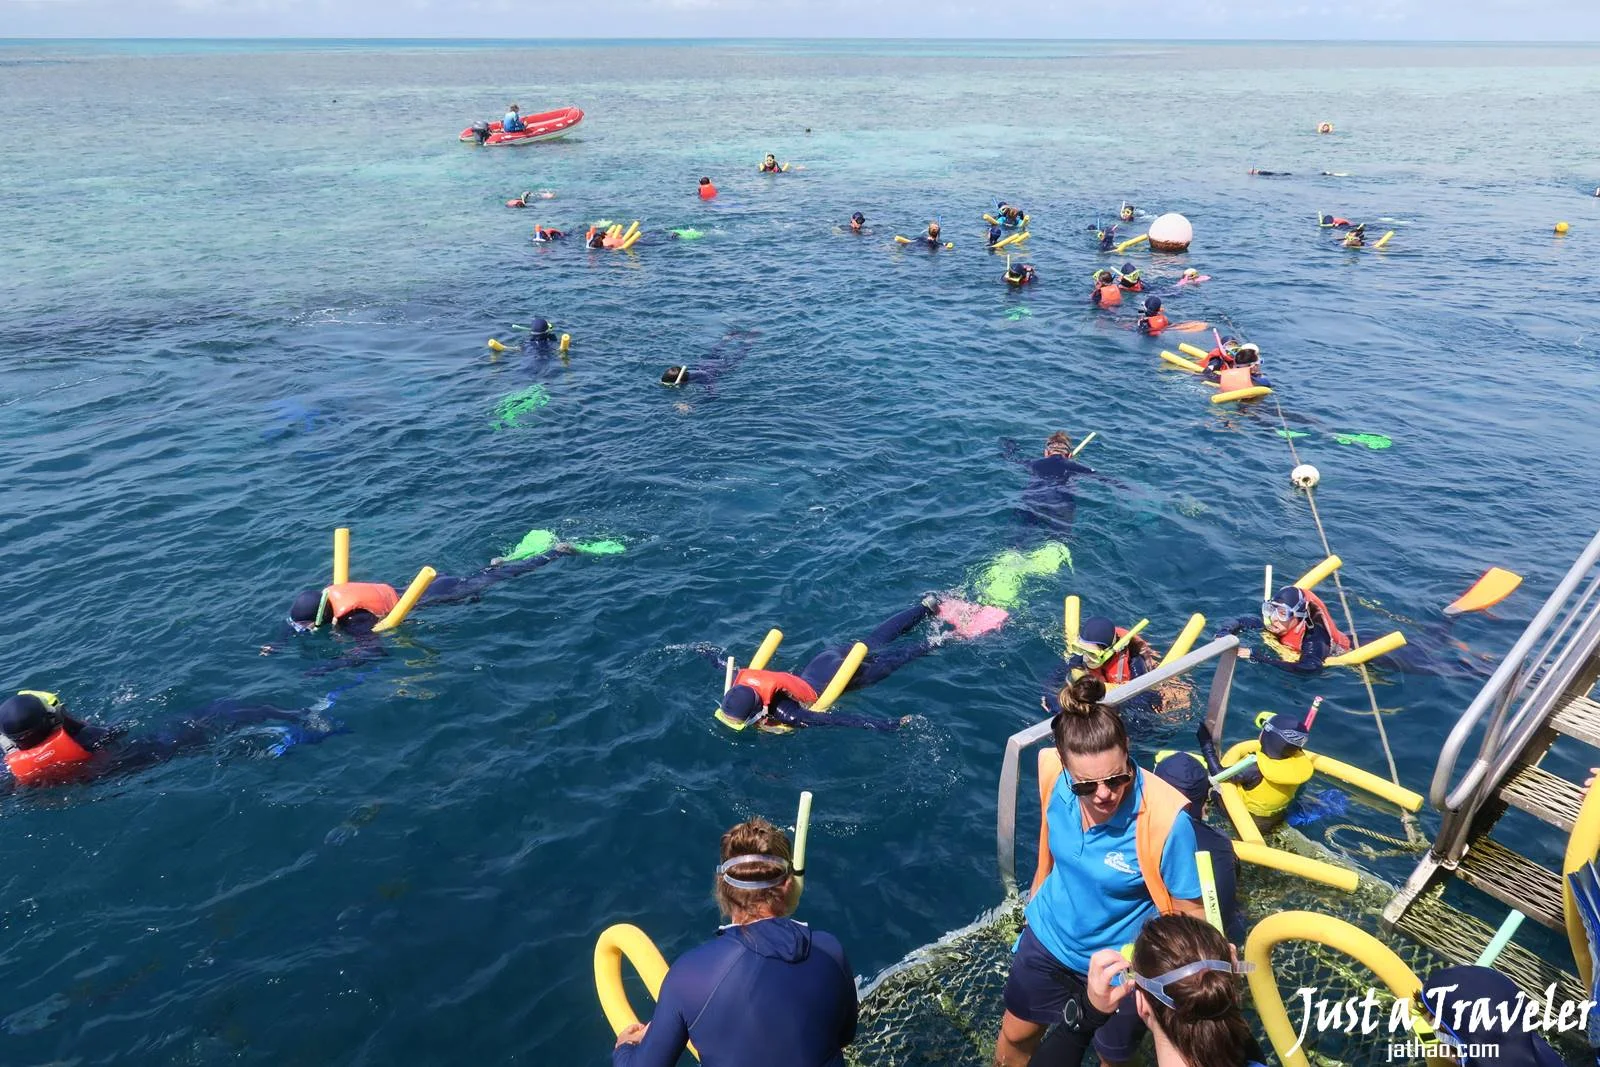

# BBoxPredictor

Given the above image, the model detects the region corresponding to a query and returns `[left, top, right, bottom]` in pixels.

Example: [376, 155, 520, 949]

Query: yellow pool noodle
[809, 642, 867, 712]
[620, 229, 642, 250]
[1295, 556, 1342, 590]
[1063, 595, 1081, 651]
[1374, 230, 1394, 249]
[1564, 778, 1600, 990]
[559, 334, 571, 354]
[1160, 613, 1207, 666]
[1115, 232, 1149, 254]
[487, 338, 510, 352]
[748, 629, 783, 670]
[1160, 350, 1203, 373]
[594, 924, 694, 1059]
[1323, 630, 1406, 667]
[982, 213, 999, 225]
[333, 527, 350, 586]
[1309, 752, 1423, 811]
[1218, 781, 1265, 844]
[371, 566, 437, 633]
[1177, 341, 1211, 362]
[1211, 386, 1272, 404]
[1197, 851, 1224, 933]
[607, 224, 622, 238]
[1233, 840, 1360, 892]
[622, 220, 640, 242]
[993, 231, 1029, 249]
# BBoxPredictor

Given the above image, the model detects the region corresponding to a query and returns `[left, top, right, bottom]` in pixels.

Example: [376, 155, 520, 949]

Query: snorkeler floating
[0, 689, 343, 789]
[713, 595, 1006, 732]
[759, 153, 788, 173]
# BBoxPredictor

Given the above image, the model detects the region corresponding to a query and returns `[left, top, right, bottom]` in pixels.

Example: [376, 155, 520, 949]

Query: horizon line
[3, 35, 1599, 44]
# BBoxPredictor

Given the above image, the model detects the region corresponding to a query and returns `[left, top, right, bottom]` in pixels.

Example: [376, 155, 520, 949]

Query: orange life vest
[699, 183, 718, 200]
[1143, 313, 1169, 334]
[1035, 752, 1190, 914]
[5, 727, 94, 786]
[730, 668, 819, 708]
[323, 582, 399, 623]
[1094, 284, 1121, 307]
[1217, 366, 1256, 392]
[1274, 589, 1352, 654]
[1090, 627, 1138, 685]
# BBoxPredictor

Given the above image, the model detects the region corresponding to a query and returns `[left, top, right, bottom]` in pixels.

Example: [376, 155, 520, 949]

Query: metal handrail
[1430, 528, 1600, 811]
[996, 635, 1241, 894]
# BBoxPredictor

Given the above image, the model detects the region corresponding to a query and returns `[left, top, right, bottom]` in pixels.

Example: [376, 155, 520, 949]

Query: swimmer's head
[1261, 586, 1310, 635]
[1259, 712, 1310, 759]
[928, 222, 941, 238]
[1096, 269, 1114, 285]
[699, 176, 711, 186]
[1183, 267, 1200, 281]
[1121, 261, 1140, 276]
[1044, 430, 1074, 457]
[1153, 751, 1212, 818]
[764, 153, 776, 164]
[0, 692, 63, 750]
[530, 317, 552, 336]
[850, 211, 865, 231]
[289, 589, 323, 630]
[1234, 342, 1260, 366]
[507, 103, 519, 112]
[1144, 296, 1162, 314]
[1076, 616, 1119, 666]
[1120, 203, 1135, 221]
[719, 684, 763, 726]
[660, 366, 689, 386]
[1351, 222, 1366, 234]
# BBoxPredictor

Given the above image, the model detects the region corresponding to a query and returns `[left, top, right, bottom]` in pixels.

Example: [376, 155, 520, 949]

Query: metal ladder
[1382, 528, 1600, 1002]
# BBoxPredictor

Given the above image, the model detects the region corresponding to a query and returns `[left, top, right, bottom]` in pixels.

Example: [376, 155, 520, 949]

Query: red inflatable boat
[460, 106, 584, 147]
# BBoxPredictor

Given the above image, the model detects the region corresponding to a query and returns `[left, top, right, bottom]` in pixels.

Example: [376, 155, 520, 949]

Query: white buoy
[1148, 212, 1193, 252]
[1291, 463, 1320, 489]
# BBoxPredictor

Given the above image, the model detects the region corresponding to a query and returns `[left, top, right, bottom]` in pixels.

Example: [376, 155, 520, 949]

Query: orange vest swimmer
[1091, 270, 1121, 307]
[698, 177, 718, 200]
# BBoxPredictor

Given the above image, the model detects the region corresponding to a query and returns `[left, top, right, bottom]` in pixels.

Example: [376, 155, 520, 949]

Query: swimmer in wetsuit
[1090, 270, 1121, 307]
[715, 599, 960, 732]
[1137, 295, 1168, 334]
[996, 202, 1026, 229]
[1342, 223, 1367, 247]
[760, 153, 784, 173]
[922, 221, 944, 248]
[1216, 586, 1349, 673]
[1117, 261, 1145, 291]
[657, 328, 759, 398]
[849, 211, 866, 233]
[1319, 214, 1353, 229]
[531, 226, 566, 242]
[1248, 168, 1291, 176]
[0, 690, 343, 790]
[1003, 262, 1036, 286]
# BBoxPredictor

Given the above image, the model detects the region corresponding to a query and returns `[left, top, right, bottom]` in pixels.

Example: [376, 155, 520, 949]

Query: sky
[2, 0, 1599, 40]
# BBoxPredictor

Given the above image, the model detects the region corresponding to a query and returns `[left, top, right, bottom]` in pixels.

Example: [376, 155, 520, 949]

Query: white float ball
[1148, 212, 1193, 252]
[1291, 464, 1320, 489]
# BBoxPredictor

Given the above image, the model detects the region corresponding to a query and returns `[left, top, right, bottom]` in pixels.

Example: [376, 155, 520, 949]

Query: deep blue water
[3, 38, 1600, 1065]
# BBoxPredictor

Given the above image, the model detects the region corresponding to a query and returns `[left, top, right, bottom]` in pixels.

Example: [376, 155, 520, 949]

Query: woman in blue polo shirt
[994, 676, 1206, 1067]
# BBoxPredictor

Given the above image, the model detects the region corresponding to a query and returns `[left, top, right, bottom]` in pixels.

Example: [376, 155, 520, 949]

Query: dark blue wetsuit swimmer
[716, 599, 955, 731]
[0, 690, 341, 790]
[613, 818, 857, 1067]
[281, 534, 591, 670]
[657, 328, 759, 398]
[1001, 431, 1095, 539]
[1216, 585, 1348, 674]
[1042, 621, 1165, 723]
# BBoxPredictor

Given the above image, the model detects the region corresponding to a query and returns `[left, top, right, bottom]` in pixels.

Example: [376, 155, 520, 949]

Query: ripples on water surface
[2, 38, 1600, 1063]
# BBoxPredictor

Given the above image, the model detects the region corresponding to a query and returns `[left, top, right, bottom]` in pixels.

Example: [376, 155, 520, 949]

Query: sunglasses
[1067, 761, 1134, 797]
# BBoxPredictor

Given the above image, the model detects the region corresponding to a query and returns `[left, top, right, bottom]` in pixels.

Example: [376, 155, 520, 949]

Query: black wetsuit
[753, 602, 939, 731]
[3, 701, 342, 791]
[669, 329, 759, 398]
[1218, 616, 1335, 673]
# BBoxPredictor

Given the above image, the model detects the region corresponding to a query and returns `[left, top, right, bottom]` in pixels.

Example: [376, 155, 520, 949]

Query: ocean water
[3, 38, 1600, 1064]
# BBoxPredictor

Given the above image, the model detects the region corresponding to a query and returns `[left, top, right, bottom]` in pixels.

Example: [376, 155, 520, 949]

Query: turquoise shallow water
[4, 38, 1600, 1064]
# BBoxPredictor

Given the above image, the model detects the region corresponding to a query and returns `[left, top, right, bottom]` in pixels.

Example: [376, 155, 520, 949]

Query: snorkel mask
[714, 684, 767, 732]
[1071, 619, 1148, 670]
[1260, 588, 1308, 633]
[717, 854, 791, 890]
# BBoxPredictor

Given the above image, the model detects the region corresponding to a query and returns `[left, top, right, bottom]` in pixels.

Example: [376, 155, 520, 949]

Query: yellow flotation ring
[593, 923, 701, 1059]
[1246, 912, 1425, 1067]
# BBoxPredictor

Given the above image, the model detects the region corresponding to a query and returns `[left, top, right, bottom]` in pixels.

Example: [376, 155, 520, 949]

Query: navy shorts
[1002, 926, 1112, 1031]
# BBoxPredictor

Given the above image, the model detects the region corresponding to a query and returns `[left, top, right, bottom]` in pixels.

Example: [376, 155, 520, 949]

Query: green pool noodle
[670, 228, 704, 240]
[504, 529, 557, 562]
[974, 541, 1072, 609]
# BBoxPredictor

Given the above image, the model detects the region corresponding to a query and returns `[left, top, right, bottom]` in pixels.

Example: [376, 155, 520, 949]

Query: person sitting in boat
[1091, 270, 1121, 307]
[1217, 586, 1352, 673]
[849, 211, 866, 233]
[1, 689, 343, 789]
[1003, 262, 1036, 287]
[1138, 296, 1169, 335]
[760, 153, 783, 173]
[715, 597, 988, 732]
[1341, 223, 1367, 248]
[1117, 262, 1145, 292]
[503, 104, 525, 133]
[1119, 202, 1137, 222]
[611, 818, 858, 1067]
